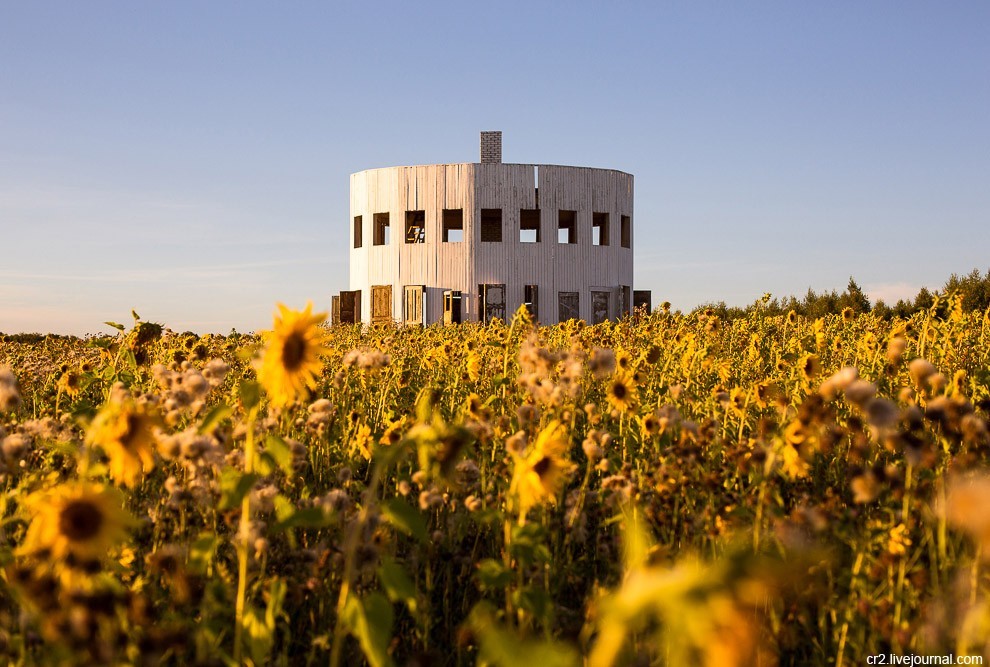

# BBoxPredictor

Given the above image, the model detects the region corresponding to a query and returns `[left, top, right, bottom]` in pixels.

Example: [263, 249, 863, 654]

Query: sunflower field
[1, 297, 990, 666]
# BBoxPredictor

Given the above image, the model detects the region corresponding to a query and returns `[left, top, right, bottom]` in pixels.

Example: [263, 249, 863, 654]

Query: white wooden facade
[347, 158, 634, 325]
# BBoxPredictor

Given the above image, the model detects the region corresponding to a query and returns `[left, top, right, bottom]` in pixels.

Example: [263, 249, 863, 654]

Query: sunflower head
[86, 396, 162, 488]
[257, 302, 330, 408]
[799, 353, 821, 381]
[57, 371, 82, 397]
[606, 374, 638, 414]
[509, 420, 576, 515]
[19, 483, 134, 563]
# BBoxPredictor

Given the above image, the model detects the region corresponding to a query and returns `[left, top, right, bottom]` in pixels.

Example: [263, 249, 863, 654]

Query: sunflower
[798, 353, 821, 381]
[19, 482, 134, 562]
[615, 348, 633, 373]
[606, 374, 638, 413]
[57, 371, 82, 398]
[510, 420, 576, 515]
[86, 397, 162, 488]
[638, 411, 661, 436]
[257, 302, 330, 408]
[379, 416, 409, 446]
[465, 350, 481, 382]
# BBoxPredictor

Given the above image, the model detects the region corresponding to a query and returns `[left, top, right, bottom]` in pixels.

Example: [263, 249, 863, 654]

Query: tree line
[696, 268, 990, 320]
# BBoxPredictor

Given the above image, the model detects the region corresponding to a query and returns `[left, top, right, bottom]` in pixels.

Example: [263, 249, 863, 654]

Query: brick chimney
[480, 131, 502, 163]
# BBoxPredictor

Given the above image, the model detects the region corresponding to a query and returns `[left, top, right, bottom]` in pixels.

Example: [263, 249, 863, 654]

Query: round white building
[337, 132, 646, 326]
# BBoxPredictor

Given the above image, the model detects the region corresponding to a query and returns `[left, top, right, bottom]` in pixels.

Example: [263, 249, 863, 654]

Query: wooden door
[443, 291, 462, 324]
[339, 290, 360, 324]
[404, 285, 425, 326]
[371, 285, 392, 324]
[331, 295, 340, 325]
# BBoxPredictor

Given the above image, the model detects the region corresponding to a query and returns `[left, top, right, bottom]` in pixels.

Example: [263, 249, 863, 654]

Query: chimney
[480, 131, 502, 163]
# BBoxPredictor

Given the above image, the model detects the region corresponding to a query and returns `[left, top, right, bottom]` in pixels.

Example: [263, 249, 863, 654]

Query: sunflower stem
[330, 455, 386, 667]
[233, 406, 257, 665]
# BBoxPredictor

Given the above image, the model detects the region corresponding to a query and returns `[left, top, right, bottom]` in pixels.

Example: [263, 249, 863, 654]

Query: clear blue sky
[2, 2, 988, 335]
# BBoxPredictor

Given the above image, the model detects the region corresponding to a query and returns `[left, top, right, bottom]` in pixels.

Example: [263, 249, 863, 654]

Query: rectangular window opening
[620, 215, 631, 248]
[442, 209, 464, 242]
[592, 291, 610, 324]
[373, 213, 390, 246]
[524, 285, 539, 320]
[481, 208, 502, 242]
[520, 209, 540, 242]
[478, 283, 506, 322]
[405, 210, 425, 244]
[353, 215, 363, 248]
[592, 212, 609, 246]
[558, 210, 577, 244]
[558, 291, 579, 322]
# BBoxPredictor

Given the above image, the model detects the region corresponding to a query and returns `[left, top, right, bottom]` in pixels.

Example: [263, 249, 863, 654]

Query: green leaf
[104, 321, 126, 332]
[242, 604, 273, 666]
[509, 523, 550, 567]
[255, 451, 276, 477]
[188, 532, 217, 575]
[620, 504, 654, 572]
[468, 603, 578, 667]
[265, 578, 287, 631]
[198, 403, 232, 435]
[343, 593, 394, 667]
[264, 435, 295, 476]
[512, 586, 554, 624]
[378, 557, 417, 613]
[381, 498, 427, 543]
[239, 380, 261, 410]
[218, 468, 258, 511]
[475, 559, 512, 590]
[273, 507, 332, 532]
[273, 494, 295, 524]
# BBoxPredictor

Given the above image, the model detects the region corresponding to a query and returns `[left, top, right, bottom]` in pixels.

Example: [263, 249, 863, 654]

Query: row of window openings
[387, 286, 620, 325]
[353, 210, 631, 248]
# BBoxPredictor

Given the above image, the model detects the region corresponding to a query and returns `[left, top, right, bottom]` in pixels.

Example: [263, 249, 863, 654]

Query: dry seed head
[886, 337, 908, 364]
[0, 366, 21, 412]
[819, 367, 858, 400]
[844, 380, 877, 407]
[865, 398, 899, 430]
[928, 373, 947, 394]
[505, 431, 527, 456]
[908, 358, 937, 388]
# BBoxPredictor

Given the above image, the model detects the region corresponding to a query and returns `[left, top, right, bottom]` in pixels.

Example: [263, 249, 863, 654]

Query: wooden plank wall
[351, 165, 475, 323]
[350, 163, 633, 325]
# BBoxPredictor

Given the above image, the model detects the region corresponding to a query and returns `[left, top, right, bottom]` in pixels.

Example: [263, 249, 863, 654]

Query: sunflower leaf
[475, 559, 512, 590]
[468, 602, 578, 667]
[381, 498, 427, 543]
[219, 468, 259, 510]
[342, 593, 394, 667]
[198, 403, 232, 435]
[239, 380, 261, 411]
[378, 557, 417, 613]
[264, 435, 295, 476]
[273, 507, 332, 532]
[188, 533, 218, 574]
